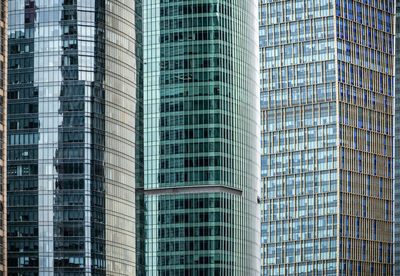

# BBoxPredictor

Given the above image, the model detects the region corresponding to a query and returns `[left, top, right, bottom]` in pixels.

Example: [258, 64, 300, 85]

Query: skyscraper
[7, 1, 143, 275]
[0, 0, 6, 274]
[143, 0, 260, 274]
[394, 1, 400, 274]
[260, 0, 394, 274]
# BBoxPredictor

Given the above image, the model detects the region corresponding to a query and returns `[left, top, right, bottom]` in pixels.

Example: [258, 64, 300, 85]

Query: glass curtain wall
[394, 0, 400, 274]
[144, 0, 260, 274]
[260, 0, 394, 274]
[7, 0, 143, 275]
[0, 0, 6, 274]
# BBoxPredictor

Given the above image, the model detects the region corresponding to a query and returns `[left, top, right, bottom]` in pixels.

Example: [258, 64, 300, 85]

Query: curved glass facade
[7, 0, 143, 275]
[143, 0, 260, 274]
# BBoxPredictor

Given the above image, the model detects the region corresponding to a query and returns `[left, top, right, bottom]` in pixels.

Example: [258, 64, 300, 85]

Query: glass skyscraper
[394, 1, 400, 275]
[143, 0, 260, 274]
[0, 1, 6, 274]
[7, 0, 143, 275]
[260, 0, 394, 274]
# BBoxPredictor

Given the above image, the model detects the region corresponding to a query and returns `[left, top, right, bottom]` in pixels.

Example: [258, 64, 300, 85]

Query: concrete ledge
[144, 185, 243, 196]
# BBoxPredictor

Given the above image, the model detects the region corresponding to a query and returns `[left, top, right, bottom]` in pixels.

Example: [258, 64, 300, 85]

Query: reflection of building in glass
[260, 0, 394, 274]
[7, 1, 143, 275]
[143, 0, 260, 274]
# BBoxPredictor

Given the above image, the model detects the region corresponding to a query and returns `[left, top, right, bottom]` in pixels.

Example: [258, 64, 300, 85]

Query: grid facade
[143, 0, 260, 274]
[394, 1, 400, 274]
[7, 0, 143, 275]
[0, 0, 6, 274]
[259, 0, 394, 274]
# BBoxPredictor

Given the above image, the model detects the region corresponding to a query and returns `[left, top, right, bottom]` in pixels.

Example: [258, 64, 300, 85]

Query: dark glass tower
[260, 0, 394, 274]
[7, 0, 143, 275]
[0, 0, 6, 274]
[143, 0, 260, 274]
